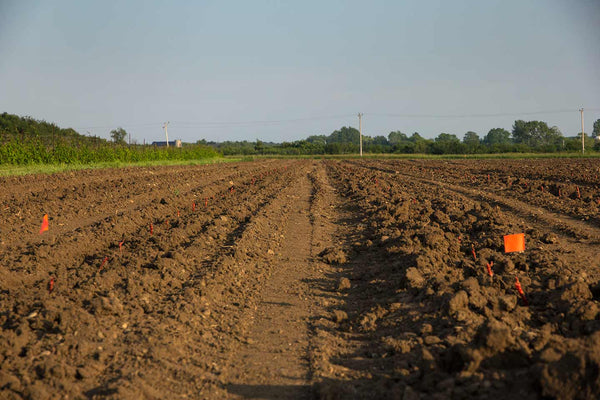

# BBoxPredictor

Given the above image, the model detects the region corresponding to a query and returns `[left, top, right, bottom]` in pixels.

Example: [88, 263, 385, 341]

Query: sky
[1, 0, 599, 143]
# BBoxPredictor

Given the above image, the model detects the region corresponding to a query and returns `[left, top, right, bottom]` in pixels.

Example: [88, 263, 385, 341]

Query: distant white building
[151, 140, 182, 148]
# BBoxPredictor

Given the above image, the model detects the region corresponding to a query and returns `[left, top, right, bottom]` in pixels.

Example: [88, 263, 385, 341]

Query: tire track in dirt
[223, 164, 316, 399]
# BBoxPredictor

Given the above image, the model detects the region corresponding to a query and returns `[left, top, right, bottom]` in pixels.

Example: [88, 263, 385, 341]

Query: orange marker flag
[514, 276, 528, 306]
[39, 214, 49, 234]
[48, 277, 56, 294]
[504, 233, 525, 253]
[486, 261, 494, 278]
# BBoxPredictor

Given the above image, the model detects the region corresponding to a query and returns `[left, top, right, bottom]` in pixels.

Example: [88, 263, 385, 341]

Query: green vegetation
[0, 113, 221, 166]
[2, 112, 599, 171]
[0, 158, 232, 177]
[208, 119, 600, 156]
[110, 127, 127, 144]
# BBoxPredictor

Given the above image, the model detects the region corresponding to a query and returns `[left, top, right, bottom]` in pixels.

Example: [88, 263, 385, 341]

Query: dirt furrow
[0, 161, 283, 247]
[363, 159, 600, 236]
[350, 161, 600, 278]
[217, 160, 347, 399]
[80, 166, 305, 398]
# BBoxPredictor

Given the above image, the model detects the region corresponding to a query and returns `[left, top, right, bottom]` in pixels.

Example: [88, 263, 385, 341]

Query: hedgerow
[0, 137, 220, 166]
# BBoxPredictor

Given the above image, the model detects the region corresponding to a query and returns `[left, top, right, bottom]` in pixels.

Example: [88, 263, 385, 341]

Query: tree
[110, 127, 127, 144]
[432, 133, 462, 154]
[254, 139, 264, 154]
[409, 132, 423, 141]
[408, 132, 429, 153]
[463, 131, 480, 146]
[327, 126, 360, 144]
[593, 119, 600, 138]
[462, 131, 481, 154]
[511, 120, 531, 145]
[435, 133, 460, 143]
[372, 135, 389, 146]
[388, 131, 407, 145]
[483, 128, 511, 145]
[306, 135, 327, 145]
[512, 120, 562, 148]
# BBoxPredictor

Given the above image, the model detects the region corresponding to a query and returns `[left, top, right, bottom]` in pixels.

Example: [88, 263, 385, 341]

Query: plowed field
[1, 159, 600, 399]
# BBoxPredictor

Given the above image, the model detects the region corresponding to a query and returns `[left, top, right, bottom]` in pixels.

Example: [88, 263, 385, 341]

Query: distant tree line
[206, 119, 600, 156]
[3, 112, 600, 161]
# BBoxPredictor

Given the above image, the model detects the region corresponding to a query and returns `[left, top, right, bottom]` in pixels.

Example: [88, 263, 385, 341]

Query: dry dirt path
[217, 161, 342, 399]
[224, 175, 314, 398]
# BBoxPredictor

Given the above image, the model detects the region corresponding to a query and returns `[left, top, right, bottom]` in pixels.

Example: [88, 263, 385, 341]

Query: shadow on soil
[225, 383, 313, 399]
[305, 201, 543, 399]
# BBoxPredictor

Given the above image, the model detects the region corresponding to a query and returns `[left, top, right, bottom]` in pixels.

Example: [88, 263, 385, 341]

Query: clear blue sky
[1, 0, 599, 143]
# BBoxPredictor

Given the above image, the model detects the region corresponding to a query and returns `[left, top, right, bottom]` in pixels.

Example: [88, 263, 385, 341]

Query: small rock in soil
[424, 335, 441, 345]
[539, 347, 562, 363]
[337, 277, 351, 291]
[333, 310, 348, 323]
[420, 323, 433, 335]
[405, 267, 426, 289]
[499, 295, 517, 312]
[542, 233, 559, 244]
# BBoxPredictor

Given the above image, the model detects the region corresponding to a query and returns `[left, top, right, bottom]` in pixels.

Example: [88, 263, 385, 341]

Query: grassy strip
[2, 151, 598, 176]
[0, 157, 233, 177]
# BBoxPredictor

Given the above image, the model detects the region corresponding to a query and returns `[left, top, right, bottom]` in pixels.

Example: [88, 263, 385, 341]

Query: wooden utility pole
[358, 113, 363, 157]
[580, 108, 585, 154]
[163, 121, 170, 148]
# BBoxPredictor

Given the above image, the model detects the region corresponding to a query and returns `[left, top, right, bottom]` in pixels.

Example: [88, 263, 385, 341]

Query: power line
[74, 122, 163, 130]
[171, 114, 356, 128]
[73, 114, 355, 131]
[367, 109, 590, 119]
[72, 108, 600, 132]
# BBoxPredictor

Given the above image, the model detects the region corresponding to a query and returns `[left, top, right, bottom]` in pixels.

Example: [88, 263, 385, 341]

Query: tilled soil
[1, 159, 599, 399]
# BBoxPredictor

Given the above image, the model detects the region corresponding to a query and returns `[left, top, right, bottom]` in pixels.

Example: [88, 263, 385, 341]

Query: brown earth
[1, 158, 600, 399]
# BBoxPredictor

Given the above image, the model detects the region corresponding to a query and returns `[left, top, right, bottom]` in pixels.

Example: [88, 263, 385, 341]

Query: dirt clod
[320, 248, 347, 264]
[337, 277, 351, 291]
